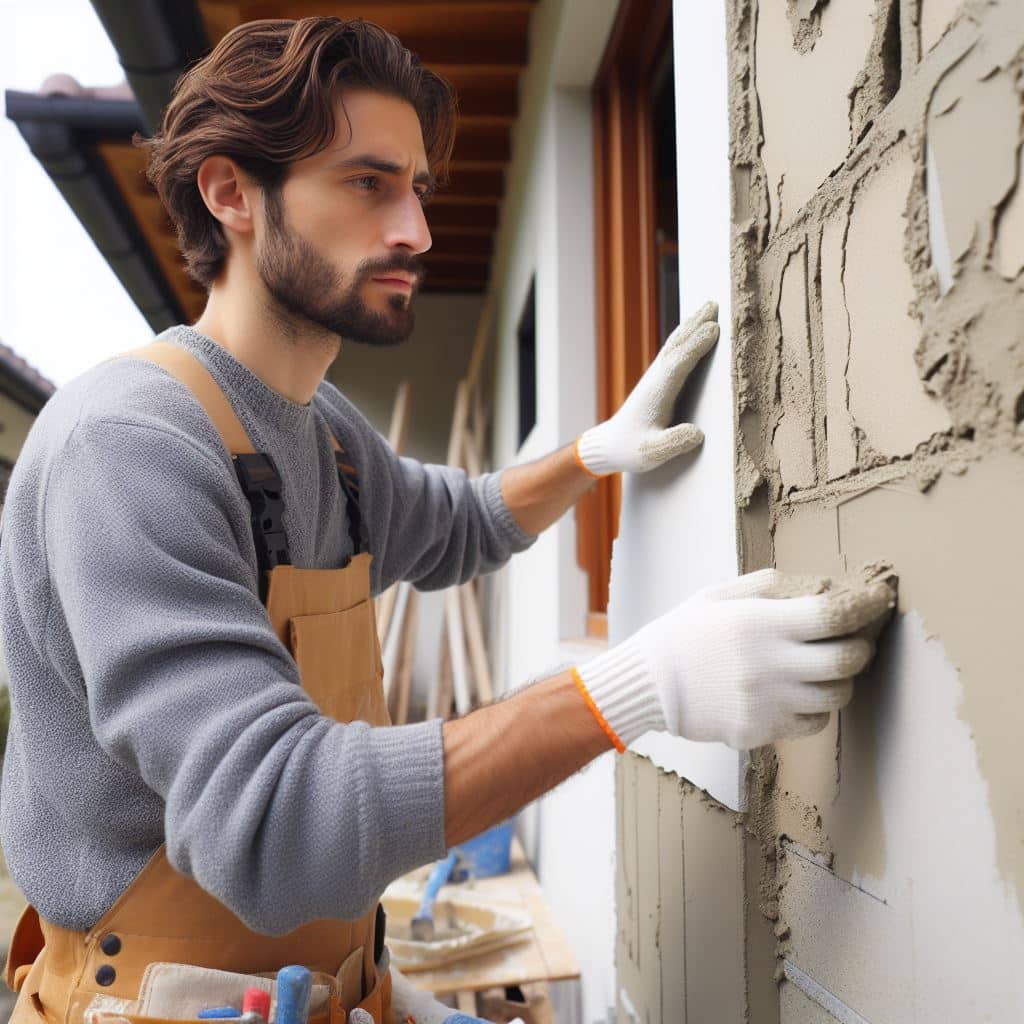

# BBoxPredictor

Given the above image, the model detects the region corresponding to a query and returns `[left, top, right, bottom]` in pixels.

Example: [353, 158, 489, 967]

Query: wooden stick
[386, 379, 412, 454]
[446, 379, 470, 469]
[376, 584, 400, 645]
[460, 582, 493, 705]
[471, 386, 487, 466]
[381, 581, 410, 700]
[455, 992, 477, 1015]
[393, 588, 418, 725]
[465, 293, 495, 399]
[462, 426, 482, 478]
[444, 588, 472, 715]
[433, 620, 454, 719]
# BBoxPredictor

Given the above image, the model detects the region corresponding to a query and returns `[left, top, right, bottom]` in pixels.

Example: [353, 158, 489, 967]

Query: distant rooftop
[0, 340, 56, 413]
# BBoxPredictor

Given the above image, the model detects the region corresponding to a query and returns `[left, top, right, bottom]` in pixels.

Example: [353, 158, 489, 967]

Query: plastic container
[453, 819, 514, 879]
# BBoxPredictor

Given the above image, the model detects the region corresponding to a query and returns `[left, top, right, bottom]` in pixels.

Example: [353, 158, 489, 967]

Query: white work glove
[572, 569, 894, 751]
[388, 964, 524, 1024]
[575, 300, 720, 476]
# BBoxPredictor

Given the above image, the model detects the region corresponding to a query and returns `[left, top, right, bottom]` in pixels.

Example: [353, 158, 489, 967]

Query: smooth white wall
[609, 0, 746, 813]
[486, 2, 621, 1021]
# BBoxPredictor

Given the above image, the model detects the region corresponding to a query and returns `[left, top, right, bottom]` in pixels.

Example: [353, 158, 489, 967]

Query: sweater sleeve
[316, 386, 536, 594]
[45, 416, 447, 935]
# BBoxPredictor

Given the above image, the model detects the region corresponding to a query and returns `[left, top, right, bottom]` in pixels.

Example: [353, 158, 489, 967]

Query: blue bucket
[453, 819, 514, 879]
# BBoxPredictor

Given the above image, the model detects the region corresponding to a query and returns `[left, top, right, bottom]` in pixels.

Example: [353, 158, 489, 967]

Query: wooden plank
[465, 294, 496, 398]
[432, 615, 454, 720]
[382, 581, 411, 700]
[444, 587, 472, 714]
[459, 582, 494, 705]
[376, 584, 400, 645]
[462, 427, 483, 478]
[386, 379, 412, 455]
[446, 380, 470, 468]
[393, 588, 419, 725]
[456, 991, 478, 1014]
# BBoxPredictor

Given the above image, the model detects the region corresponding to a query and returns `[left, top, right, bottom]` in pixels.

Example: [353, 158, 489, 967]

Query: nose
[385, 189, 432, 255]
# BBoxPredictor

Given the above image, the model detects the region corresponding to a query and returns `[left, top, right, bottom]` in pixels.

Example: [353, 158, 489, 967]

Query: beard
[256, 188, 422, 347]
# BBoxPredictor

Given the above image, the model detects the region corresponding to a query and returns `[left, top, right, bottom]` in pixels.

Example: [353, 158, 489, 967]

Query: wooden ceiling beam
[426, 233, 493, 257]
[425, 205, 499, 231]
[443, 166, 504, 199]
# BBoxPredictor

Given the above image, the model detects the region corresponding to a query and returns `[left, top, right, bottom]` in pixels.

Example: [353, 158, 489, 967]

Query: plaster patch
[927, 62, 1021, 267]
[920, 0, 965, 55]
[779, 975, 843, 1023]
[994, 143, 1024, 281]
[836, 454, 1024, 914]
[772, 245, 817, 492]
[848, 0, 902, 145]
[844, 148, 953, 455]
[820, 210, 859, 477]
[756, 0, 876, 233]
[786, 0, 830, 54]
[780, 840, 912, 1022]
[825, 611, 1023, 1018]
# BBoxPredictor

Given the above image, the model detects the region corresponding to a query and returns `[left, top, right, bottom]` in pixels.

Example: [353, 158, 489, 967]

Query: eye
[415, 186, 435, 207]
[354, 175, 380, 193]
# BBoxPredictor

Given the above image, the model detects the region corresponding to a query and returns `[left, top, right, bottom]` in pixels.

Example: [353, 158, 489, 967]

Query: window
[517, 277, 537, 449]
[577, 0, 675, 619]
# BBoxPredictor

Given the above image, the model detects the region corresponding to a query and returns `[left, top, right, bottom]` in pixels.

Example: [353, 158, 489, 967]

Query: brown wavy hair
[141, 18, 457, 287]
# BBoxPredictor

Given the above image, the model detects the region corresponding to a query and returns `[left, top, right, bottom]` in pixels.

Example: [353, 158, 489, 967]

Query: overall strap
[128, 342, 291, 598]
[127, 341, 367, 577]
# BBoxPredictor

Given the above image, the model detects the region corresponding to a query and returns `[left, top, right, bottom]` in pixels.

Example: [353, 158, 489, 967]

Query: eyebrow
[333, 154, 436, 190]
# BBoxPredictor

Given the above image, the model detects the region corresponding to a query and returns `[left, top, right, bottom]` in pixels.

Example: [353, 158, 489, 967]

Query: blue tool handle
[275, 965, 313, 1024]
[412, 851, 458, 928]
[197, 1010, 239, 1020]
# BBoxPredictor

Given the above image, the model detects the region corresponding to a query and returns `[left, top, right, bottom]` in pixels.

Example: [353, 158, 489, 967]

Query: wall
[485, 1, 622, 1021]
[611, 1, 1024, 1022]
[729, 0, 1024, 1020]
[328, 293, 483, 466]
[610, 2, 760, 1021]
[328, 293, 483, 713]
[0, 393, 38, 470]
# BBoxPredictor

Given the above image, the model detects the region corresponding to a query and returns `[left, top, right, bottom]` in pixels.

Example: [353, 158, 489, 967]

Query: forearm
[442, 670, 612, 846]
[499, 443, 597, 537]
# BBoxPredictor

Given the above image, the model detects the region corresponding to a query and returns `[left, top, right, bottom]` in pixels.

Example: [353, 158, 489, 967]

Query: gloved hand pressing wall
[574, 300, 720, 477]
[572, 569, 895, 751]
[389, 964, 524, 1024]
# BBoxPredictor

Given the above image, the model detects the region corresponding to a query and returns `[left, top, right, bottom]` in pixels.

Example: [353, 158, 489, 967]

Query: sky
[0, 0, 152, 387]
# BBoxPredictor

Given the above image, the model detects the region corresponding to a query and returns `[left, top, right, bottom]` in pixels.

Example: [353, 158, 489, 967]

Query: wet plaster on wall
[844, 143, 953, 457]
[772, 244, 817, 492]
[756, 0, 877, 235]
[726, 0, 1024, 1017]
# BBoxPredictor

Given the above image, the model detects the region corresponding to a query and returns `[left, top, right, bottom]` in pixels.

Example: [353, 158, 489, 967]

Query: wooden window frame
[577, 0, 674, 620]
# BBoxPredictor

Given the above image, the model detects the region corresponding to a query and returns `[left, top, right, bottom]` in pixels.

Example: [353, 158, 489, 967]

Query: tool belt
[5, 343, 393, 1024]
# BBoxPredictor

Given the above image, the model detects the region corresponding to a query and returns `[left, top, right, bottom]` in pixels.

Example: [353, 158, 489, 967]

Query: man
[0, 17, 890, 1024]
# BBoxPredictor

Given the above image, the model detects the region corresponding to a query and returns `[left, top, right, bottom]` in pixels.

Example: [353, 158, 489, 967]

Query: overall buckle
[234, 453, 291, 599]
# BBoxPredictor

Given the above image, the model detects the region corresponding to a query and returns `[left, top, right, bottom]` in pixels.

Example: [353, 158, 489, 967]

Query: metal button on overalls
[5, 343, 393, 1024]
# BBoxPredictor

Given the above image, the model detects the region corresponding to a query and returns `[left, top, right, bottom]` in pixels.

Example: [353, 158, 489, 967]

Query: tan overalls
[5, 343, 394, 1024]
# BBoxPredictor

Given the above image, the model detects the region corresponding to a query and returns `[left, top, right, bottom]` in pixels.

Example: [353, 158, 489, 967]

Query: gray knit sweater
[0, 326, 533, 935]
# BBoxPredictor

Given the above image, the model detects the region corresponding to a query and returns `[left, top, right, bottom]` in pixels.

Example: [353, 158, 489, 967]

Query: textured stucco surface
[727, 0, 1024, 1019]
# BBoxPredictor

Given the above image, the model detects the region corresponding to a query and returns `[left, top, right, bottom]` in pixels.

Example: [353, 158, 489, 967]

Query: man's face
[255, 89, 433, 346]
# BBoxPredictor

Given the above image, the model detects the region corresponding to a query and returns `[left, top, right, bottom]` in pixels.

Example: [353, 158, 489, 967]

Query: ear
[196, 156, 256, 236]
